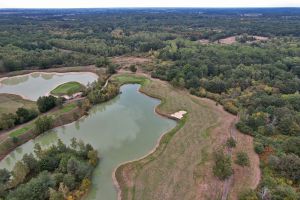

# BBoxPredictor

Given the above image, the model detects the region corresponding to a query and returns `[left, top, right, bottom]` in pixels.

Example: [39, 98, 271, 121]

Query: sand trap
[171, 110, 187, 119]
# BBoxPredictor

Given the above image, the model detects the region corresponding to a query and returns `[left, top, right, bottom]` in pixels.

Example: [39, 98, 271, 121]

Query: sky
[0, 0, 299, 8]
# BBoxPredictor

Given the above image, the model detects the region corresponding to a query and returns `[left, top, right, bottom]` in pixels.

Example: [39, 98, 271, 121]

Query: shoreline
[112, 80, 182, 200]
[111, 74, 261, 200]
[0, 71, 99, 100]
[0, 71, 98, 86]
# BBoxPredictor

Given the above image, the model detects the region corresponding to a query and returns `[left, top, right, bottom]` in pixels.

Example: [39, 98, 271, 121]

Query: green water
[0, 72, 98, 100]
[0, 84, 176, 200]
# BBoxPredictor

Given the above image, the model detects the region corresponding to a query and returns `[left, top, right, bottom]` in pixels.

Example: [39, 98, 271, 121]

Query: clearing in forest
[114, 74, 260, 200]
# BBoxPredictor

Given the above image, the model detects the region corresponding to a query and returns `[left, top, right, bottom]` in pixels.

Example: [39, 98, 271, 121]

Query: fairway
[0, 94, 37, 115]
[114, 74, 260, 200]
[50, 81, 85, 96]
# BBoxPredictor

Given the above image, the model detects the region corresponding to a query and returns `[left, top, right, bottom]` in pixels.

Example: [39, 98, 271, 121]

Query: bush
[254, 142, 264, 154]
[106, 64, 117, 74]
[34, 116, 54, 135]
[95, 56, 110, 68]
[226, 137, 236, 148]
[63, 174, 76, 190]
[129, 64, 137, 72]
[213, 150, 233, 180]
[37, 96, 57, 113]
[16, 107, 38, 124]
[238, 189, 258, 200]
[282, 137, 300, 156]
[235, 152, 250, 167]
[236, 121, 253, 135]
[273, 153, 300, 183]
[223, 101, 239, 115]
[271, 185, 300, 200]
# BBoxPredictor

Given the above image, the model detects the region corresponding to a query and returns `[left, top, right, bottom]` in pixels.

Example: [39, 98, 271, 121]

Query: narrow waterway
[0, 84, 176, 200]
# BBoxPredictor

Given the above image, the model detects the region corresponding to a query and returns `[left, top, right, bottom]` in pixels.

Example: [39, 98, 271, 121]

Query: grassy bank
[0, 94, 37, 115]
[50, 81, 85, 96]
[0, 101, 84, 160]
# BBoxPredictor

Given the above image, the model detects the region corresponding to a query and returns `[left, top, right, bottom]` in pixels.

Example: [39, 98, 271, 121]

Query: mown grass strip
[50, 81, 84, 96]
[9, 124, 34, 137]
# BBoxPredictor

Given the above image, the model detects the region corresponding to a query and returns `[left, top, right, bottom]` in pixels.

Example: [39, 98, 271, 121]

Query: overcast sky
[0, 0, 299, 8]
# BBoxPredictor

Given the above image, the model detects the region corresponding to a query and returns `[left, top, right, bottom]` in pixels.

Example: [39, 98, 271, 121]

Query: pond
[0, 72, 98, 100]
[0, 84, 176, 200]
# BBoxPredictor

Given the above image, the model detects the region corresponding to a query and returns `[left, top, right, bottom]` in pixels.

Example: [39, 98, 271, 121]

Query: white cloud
[0, 0, 299, 8]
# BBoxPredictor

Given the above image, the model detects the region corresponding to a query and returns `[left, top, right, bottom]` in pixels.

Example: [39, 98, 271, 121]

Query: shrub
[34, 116, 54, 135]
[213, 150, 233, 180]
[238, 189, 258, 200]
[226, 137, 236, 148]
[223, 101, 239, 115]
[95, 56, 110, 68]
[282, 137, 300, 156]
[129, 64, 137, 72]
[273, 154, 300, 183]
[106, 64, 117, 74]
[16, 107, 38, 124]
[236, 121, 253, 135]
[254, 142, 264, 154]
[37, 96, 57, 113]
[235, 152, 250, 167]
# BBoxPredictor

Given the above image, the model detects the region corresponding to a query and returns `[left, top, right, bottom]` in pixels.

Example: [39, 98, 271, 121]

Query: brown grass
[0, 93, 37, 115]
[112, 56, 152, 69]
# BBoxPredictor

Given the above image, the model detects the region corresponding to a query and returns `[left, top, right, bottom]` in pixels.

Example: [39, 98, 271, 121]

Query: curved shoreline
[112, 81, 183, 200]
[0, 71, 99, 100]
[111, 74, 261, 200]
[0, 71, 98, 86]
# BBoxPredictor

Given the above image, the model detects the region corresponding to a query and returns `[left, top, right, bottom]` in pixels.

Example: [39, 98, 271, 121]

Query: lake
[0, 84, 176, 200]
[0, 72, 98, 100]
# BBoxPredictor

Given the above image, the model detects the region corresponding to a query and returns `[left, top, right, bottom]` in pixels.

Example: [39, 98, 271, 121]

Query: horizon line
[1, 6, 300, 9]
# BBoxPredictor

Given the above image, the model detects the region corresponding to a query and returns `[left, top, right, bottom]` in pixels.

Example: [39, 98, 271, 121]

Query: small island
[0, 138, 99, 200]
[50, 82, 86, 98]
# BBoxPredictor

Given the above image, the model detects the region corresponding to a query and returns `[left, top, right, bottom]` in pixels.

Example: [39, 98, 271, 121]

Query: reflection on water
[1, 75, 30, 86]
[0, 84, 176, 200]
[40, 73, 54, 80]
[0, 72, 98, 100]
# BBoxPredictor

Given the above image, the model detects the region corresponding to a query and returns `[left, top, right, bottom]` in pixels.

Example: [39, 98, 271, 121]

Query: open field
[114, 74, 260, 200]
[0, 93, 37, 115]
[50, 81, 85, 96]
[112, 56, 152, 69]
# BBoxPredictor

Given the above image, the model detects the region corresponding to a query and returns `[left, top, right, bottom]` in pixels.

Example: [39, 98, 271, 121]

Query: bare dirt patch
[218, 36, 237, 44]
[253, 36, 268, 41]
[112, 56, 152, 69]
[197, 39, 210, 44]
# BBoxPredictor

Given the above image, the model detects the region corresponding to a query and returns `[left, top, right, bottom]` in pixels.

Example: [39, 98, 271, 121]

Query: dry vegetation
[0, 93, 36, 115]
[112, 56, 152, 70]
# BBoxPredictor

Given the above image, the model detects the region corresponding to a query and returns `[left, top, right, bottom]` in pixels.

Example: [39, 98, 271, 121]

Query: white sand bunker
[171, 110, 187, 119]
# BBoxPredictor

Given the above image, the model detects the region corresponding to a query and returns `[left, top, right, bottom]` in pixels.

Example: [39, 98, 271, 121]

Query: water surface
[0, 84, 176, 200]
[0, 72, 98, 100]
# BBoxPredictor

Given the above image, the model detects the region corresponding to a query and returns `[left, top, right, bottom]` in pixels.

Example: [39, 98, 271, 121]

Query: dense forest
[0, 139, 99, 200]
[0, 8, 300, 199]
